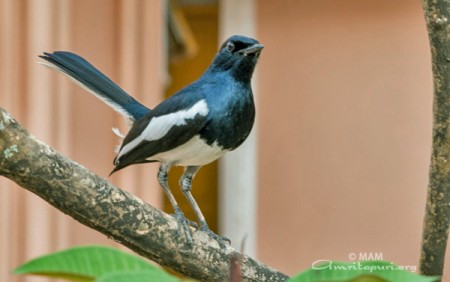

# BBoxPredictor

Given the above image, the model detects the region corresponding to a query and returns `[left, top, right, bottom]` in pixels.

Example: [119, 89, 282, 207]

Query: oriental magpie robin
[40, 35, 263, 245]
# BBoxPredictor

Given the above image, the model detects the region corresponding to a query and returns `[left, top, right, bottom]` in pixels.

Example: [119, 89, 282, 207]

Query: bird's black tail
[39, 51, 150, 121]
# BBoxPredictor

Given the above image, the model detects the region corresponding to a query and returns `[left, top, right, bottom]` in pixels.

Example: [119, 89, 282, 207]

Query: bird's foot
[199, 223, 231, 248]
[172, 209, 197, 244]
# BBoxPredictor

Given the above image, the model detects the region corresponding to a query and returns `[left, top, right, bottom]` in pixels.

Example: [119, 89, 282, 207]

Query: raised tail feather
[39, 51, 150, 121]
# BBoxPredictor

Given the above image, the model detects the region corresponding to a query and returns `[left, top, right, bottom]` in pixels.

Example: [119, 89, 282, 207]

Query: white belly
[149, 135, 226, 166]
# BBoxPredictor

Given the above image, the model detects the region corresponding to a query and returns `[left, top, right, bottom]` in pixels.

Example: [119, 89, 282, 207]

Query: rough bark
[420, 0, 450, 278]
[0, 108, 288, 282]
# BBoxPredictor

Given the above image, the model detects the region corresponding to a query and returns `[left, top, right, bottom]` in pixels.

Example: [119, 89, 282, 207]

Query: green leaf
[96, 270, 180, 282]
[13, 245, 170, 281]
[288, 260, 439, 282]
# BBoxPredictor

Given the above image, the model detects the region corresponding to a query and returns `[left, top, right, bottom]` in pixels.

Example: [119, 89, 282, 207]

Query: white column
[218, 0, 258, 257]
[25, 0, 55, 266]
[54, 0, 73, 251]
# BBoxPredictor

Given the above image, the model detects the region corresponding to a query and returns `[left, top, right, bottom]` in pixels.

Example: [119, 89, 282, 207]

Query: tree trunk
[420, 0, 450, 278]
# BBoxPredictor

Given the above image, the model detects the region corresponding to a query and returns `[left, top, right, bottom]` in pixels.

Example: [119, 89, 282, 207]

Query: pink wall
[257, 0, 442, 276]
[1, 0, 448, 280]
[0, 2, 165, 282]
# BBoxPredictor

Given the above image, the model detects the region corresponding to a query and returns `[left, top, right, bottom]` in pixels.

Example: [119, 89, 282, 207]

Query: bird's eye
[226, 42, 235, 52]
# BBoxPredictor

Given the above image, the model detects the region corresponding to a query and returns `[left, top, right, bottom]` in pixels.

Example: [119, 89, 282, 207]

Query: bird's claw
[199, 224, 231, 248]
[172, 210, 196, 243]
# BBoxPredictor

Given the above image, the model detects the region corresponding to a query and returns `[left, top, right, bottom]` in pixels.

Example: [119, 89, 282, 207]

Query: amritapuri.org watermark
[311, 252, 418, 273]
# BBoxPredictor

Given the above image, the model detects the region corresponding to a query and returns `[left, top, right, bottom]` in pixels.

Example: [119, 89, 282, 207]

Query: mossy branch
[0, 107, 288, 282]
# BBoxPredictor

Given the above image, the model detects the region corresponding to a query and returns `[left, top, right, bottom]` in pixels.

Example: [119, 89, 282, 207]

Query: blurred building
[0, 1, 444, 281]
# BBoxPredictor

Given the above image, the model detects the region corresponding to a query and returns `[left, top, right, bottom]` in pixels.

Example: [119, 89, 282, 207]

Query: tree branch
[420, 0, 450, 278]
[0, 107, 288, 282]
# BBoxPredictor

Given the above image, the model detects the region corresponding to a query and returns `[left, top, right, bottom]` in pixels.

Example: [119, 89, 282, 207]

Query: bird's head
[209, 35, 264, 82]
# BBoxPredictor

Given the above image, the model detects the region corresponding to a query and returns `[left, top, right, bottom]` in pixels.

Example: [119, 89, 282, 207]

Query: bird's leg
[157, 164, 195, 243]
[180, 166, 230, 247]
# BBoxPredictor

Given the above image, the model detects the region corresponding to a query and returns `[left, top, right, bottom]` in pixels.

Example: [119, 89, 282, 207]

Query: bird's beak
[240, 43, 264, 56]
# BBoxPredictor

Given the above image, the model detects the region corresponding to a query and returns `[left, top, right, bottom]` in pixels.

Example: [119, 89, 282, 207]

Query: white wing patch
[143, 99, 209, 141]
[116, 99, 209, 161]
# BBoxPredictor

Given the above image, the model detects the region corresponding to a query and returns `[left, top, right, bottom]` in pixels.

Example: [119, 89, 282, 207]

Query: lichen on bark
[0, 107, 288, 282]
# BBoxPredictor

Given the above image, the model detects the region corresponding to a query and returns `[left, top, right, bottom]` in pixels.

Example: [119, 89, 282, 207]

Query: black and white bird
[40, 35, 263, 245]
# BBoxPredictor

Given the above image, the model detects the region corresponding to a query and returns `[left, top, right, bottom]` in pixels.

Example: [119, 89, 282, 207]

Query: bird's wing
[39, 51, 150, 121]
[111, 95, 210, 172]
